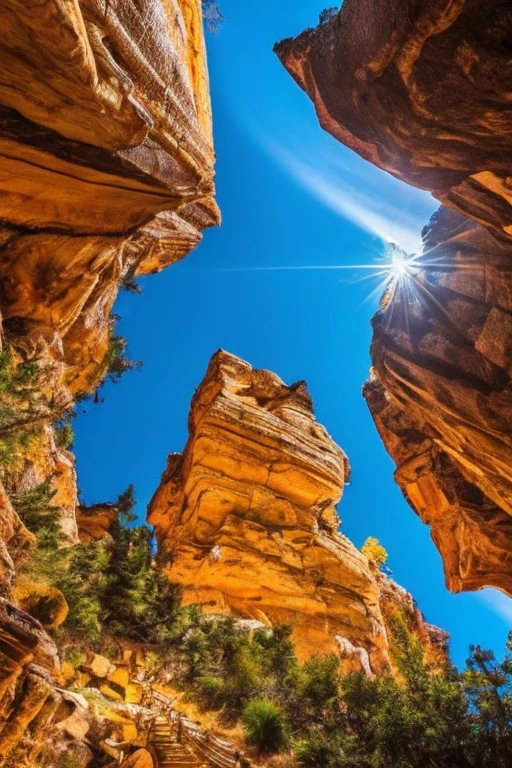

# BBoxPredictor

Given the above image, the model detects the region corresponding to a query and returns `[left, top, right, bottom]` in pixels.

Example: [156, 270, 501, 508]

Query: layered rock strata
[0, 3, 218, 760]
[1, 0, 218, 396]
[149, 350, 444, 670]
[276, 1, 512, 596]
[364, 208, 512, 594]
[274, 1, 512, 238]
[0, 0, 218, 580]
[0, 598, 71, 767]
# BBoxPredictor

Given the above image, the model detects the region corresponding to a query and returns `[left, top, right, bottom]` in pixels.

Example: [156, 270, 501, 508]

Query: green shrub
[222, 646, 264, 710]
[105, 335, 142, 384]
[294, 730, 334, 767]
[0, 350, 38, 393]
[55, 421, 74, 449]
[196, 676, 223, 708]
[14, 480, 58, 528]
[301, 655, 340, 709]
[242, 699, 288, 753]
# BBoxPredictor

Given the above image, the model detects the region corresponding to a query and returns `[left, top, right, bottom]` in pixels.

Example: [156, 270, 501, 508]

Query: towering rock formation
[276, 1, 512, 596]
[365, 208, 512, 595]
[274, 1, 512, 237]
[0, 0, 218, 583]
[149, 350, 446, 671]
[0, 3, 218, 760]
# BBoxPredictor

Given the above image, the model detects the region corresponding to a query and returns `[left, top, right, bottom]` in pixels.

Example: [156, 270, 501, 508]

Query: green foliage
[0, 427, 42, 468]
[242, 699, 289, 753]
[196, 676, 223, 708]
[361, 536, 388, 571]
[462, 637, 512, 767]
[62, 646, 85, 667]
[0, 349, 38, 394]
[55, 421, 74, 449]
[15, 480, 182, 647]
[105, 335, 142, 384]
[103, 523, 182, 644]
[14, 480, 61, 549]
[0, 350, 45, 467]
[116, 483, 137, 523]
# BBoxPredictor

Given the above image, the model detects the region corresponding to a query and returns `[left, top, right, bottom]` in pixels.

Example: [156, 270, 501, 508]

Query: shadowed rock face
[276, 2, 512, 596]
[275, 0, 512, 236]
[148, 350, 446, 669]
[364, 208, 512, 595]
[0, 598, 60, 767]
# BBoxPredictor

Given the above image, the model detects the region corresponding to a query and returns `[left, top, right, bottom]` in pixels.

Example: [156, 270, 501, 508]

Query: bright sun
[391, 252, 408, 277]
[386, 242, 414, 282]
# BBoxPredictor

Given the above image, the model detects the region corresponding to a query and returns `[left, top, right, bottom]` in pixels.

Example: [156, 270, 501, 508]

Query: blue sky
[74, 0, 510, 667]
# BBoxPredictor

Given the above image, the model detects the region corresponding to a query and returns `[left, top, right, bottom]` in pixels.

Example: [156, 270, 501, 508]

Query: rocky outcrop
[364, 207, 512, 595]
[0, 0, 218, 398]
[274, 1, 512, 238]
[0, 598, 61, 766]
[276, 1, 512, 597]
[76, 502, 119, 543]
[148, 350, 444, 671]
[0, 0, 218, 592]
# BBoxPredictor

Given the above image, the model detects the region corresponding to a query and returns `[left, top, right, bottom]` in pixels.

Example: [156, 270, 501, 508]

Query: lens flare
[193, 239, 425, 310]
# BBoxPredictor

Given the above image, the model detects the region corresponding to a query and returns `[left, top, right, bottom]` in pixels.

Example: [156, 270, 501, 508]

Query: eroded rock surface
[0, 0, 218, 584]
[0, 0, 218, 396]
[149, 350, 443, 670]
[364, 208, 512, 594]
[276, 2, 512, 597]
[274, 1, 512, 237]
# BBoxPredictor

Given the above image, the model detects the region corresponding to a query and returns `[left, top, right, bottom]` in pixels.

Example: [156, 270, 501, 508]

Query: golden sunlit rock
[0, 0, 219, 398]
[149, 350, 444, 671]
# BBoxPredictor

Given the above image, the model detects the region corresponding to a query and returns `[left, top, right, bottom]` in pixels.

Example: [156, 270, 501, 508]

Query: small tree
[55, 420, 74, 449]
[361, 536, 388, 572]
[105, 336, 142, 384]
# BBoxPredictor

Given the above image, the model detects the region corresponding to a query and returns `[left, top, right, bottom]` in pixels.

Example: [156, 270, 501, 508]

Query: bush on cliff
[242, 699, 289, 753]
[361, 536, 388, 572]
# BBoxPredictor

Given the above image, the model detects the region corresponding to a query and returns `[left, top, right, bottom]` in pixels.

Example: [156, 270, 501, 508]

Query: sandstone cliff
[276, 1, 512, 597]
[0, 2, 218, 760]
[364, 207, 512, 595]
[148, 350, 445, 672]
[274, 1, 512, 238]
[0, 0, 218, 587]
[1, 0, 218, 398]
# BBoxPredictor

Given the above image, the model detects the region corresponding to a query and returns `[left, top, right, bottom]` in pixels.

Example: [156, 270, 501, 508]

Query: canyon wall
[276, 1, 512, 596]
[148, 350, 446, 672]
[0, 2, 218, 762]
[0, 0, 218, 581]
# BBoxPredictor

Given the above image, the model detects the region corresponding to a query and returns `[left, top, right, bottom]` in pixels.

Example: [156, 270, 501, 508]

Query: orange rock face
[0, 0, 218, 397]
[149, 350, 444, 671]
[0, 0, 218, 578]
[76, 503, 119, 543]
[276, 2, 512, 597]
